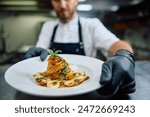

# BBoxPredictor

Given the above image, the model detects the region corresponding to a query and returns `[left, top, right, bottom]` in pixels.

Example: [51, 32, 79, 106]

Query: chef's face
[51, 0, 78, 23]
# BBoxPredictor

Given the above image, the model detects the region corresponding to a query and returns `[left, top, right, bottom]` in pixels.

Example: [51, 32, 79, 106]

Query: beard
[56, 9, 76, 23]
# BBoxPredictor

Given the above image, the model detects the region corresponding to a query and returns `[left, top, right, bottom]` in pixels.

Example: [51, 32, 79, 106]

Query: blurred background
[0, 0, 150, 65]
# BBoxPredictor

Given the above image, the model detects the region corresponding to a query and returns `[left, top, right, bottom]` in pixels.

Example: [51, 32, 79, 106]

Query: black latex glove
[24, 47, 48, 61]
[97, 49, 136, 98]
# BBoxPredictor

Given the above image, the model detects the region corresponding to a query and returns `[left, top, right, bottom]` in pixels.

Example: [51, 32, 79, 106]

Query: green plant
[47, 49, 62, 56]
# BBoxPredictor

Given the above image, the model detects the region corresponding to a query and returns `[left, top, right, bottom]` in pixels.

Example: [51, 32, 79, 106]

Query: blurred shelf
[104, 0, 150, 27]
[0, 0, 51, 13]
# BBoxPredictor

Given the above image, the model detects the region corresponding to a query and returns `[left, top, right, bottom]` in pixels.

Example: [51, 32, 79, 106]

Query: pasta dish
[33, 50, 89, 88]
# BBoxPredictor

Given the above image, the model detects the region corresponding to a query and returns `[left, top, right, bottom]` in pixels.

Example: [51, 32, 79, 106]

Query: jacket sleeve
[92, 18, 119, 57]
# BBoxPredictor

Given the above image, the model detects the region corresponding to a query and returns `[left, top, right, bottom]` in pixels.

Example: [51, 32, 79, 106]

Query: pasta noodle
[41, 55, 73, 80]
[33, 50, 89, 88]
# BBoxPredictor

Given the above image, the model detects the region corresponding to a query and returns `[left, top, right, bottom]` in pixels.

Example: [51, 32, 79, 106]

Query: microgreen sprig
[47, 49, 62, 56]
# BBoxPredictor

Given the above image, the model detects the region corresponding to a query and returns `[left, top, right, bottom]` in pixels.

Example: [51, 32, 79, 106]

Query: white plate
[5, 54, 104, 97]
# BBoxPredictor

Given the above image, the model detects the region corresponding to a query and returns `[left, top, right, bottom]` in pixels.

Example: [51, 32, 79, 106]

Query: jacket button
[76, 48, 79, 52]
[80, 46, 84, 49]
[80, 42, 83, 45]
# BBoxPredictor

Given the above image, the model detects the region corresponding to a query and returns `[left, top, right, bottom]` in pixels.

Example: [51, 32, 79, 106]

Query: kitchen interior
[0, 0, 150, 100]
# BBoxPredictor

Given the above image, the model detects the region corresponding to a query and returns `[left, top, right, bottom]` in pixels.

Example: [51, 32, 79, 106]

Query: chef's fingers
[100, 62, 112, 85]
[119, 81, 136, 94]
[40, 51, 48, 61]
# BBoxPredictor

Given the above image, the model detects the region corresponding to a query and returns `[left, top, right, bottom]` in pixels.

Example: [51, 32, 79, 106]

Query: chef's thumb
[100, 62, 112, 85]
[96, 62, 116, 97]
[40, 51, 48, 61]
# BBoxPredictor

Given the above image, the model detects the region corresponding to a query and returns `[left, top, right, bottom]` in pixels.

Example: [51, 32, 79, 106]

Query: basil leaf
[47, 49, 54, 56]
[54, 50, 62, 55]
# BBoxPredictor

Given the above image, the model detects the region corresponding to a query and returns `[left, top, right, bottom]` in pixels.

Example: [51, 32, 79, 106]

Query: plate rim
[5, 54, 104, 97]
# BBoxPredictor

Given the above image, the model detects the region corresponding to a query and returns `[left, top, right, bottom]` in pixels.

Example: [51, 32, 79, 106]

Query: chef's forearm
[108, 40, 133, 57]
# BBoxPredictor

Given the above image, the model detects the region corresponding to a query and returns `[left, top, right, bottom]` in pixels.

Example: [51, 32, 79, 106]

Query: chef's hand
[24, 47, 48, 61]
[97, 49, 136, 98]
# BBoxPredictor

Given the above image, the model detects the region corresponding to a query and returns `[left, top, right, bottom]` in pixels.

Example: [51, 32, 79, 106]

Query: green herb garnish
[52, 82, 58, 85]
[47, 49, 62, 56]
[35, 77, 46, 82]
[74, 79, 80, 83]
[58, 75, 64, 80]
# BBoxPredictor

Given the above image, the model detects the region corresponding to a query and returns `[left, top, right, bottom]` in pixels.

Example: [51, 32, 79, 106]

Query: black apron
[49, 19, 85, 55]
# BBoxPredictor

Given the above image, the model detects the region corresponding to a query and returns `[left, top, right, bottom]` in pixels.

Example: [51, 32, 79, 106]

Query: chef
[25, 0, 135, 98]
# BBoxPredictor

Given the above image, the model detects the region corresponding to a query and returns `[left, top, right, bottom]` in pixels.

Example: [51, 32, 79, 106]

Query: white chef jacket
[36, 15, 119, 57]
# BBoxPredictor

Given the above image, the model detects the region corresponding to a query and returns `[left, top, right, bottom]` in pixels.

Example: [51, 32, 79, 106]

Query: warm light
[77, 4, 92, 11]
[110, 5, 119, 11]
[0, 1, 37, 6]
[79, 0, 87, 2]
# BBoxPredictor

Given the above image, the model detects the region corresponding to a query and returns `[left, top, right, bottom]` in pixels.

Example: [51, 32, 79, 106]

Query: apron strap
[51, 24, 58, 43]
[78, 18, 83, 44]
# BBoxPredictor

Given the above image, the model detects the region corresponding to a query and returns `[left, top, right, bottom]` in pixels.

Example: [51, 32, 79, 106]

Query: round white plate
[5, 54, 103, 97]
